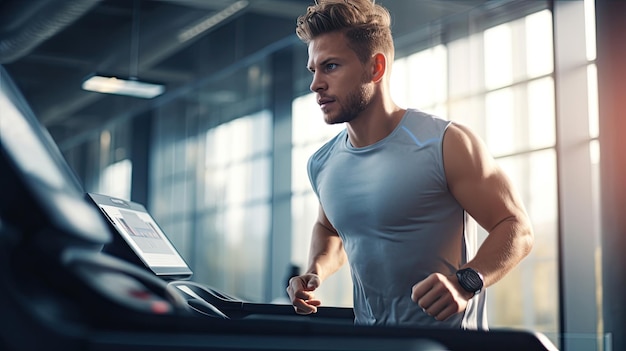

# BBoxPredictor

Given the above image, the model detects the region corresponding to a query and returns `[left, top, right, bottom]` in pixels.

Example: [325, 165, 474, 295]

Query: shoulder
[310, 129, 346, 161]
[442, 122, 497, 185]
[400, 109, 451, 144]
[443, 123, 488, 157]
[443, 123, 476, 149]
[307, 129, 347, 196]
[308, 129, 346, 173]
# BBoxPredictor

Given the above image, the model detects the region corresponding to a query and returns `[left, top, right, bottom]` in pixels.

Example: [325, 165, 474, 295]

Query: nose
[309, 71, 326, 93]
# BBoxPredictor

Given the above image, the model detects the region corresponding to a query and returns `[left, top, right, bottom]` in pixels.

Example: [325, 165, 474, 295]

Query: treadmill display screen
[99, 204, 188, 268]
[88, 192, 192, 278]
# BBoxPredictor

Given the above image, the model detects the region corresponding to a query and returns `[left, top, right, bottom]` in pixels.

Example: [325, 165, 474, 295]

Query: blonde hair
[296, 0, 394, 63]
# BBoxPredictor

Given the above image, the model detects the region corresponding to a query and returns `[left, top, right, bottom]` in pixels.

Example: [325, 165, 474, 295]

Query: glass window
[98, 158, 132, 200]
[526, 10, 554, 79]
[587, 64, 599, 138]
[584, 0, 597, 62]
[495, 150, 558, 333]
[482, 11, 558, 339]
[484, 24, 513, 90]
[195, 110, 273, 302]
[390, 56, 409, 108]
[391, 45, 448, 116]
[149, 100, 198, 265]
[528, 77, 556, 149]
[80, 123, 133, 200]
[150, 87, 272, 302]
[485, 87, 516, 155]
[407, 45, 448, 113]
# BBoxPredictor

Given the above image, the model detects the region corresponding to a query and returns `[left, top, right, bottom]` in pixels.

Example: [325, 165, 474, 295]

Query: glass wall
[62, 120, 133, 201]
[199, 110, 272, 301]
[149, 59, 273, 302]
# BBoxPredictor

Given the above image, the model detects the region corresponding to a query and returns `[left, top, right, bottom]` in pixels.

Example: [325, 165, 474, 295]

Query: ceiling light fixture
[82, 74, 164, 99]
[82, 0, 164, 99]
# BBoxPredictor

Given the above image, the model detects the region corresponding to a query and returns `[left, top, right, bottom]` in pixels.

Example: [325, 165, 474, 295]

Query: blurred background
[0, 0, 610, 350]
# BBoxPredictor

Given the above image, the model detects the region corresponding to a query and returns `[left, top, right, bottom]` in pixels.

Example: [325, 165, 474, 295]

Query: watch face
[457, 268, 483, 294]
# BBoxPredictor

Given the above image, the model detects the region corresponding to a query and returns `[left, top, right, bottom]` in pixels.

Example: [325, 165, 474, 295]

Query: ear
[371, 53, 386, 83]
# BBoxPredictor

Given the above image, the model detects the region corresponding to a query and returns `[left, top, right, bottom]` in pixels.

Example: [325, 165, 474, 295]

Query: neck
[346, 94, 405, 148]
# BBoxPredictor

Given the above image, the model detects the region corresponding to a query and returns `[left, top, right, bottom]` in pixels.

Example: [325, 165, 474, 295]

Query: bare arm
[412, 122, 533, 321]
[287, 204, 347, 314]
[444, 122, 533, 287]
[306, 204, 347, 281]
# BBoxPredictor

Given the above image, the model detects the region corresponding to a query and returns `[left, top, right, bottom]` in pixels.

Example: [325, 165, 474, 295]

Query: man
[286, 0, 534, 330]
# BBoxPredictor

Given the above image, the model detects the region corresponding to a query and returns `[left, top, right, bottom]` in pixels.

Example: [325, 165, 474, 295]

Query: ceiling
[0, 0, 490, 148]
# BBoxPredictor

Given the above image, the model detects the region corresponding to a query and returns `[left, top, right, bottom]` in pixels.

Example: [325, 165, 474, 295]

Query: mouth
[318, 97, 335, 110]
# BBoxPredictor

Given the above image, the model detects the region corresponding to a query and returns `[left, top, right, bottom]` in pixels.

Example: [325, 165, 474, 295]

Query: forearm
[465, 215, 534, 288]
[306, 222, 347, 282]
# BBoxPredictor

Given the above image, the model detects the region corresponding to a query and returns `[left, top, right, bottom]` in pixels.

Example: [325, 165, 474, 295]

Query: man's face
[307, 31, 374, 125]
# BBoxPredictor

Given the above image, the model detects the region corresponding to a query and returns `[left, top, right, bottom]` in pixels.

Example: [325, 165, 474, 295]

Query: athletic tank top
[307, 109, 487, 329]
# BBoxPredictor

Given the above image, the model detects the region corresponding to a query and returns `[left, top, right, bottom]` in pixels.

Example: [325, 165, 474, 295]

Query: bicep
[443, 123, 528, 232]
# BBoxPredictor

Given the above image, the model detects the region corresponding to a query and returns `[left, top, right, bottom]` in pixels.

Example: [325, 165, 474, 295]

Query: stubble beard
[324, 78, 374, 125]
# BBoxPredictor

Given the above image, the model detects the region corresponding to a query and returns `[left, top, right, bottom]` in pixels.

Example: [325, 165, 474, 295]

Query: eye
[325, 63, 338, 71]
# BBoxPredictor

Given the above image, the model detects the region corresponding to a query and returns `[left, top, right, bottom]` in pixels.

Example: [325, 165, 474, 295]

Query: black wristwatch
[456, 267, 484, 296]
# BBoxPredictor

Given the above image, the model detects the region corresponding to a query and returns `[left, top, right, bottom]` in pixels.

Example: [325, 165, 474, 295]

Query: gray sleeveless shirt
[308, 109, 487, 330]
